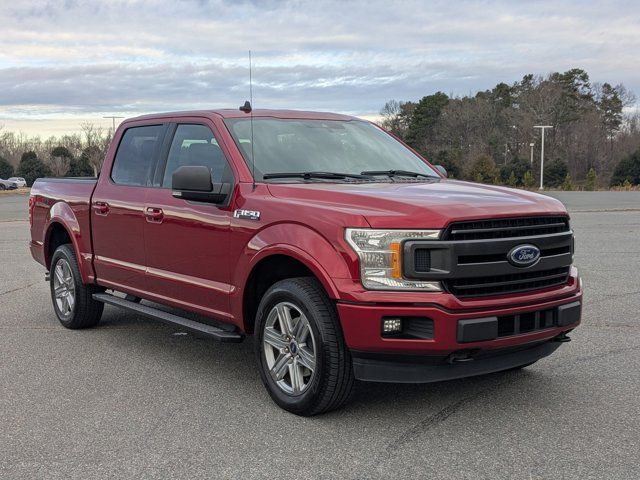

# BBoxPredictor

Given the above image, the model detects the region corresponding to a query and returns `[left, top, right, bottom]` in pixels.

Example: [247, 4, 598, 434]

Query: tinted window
[162, 124, 230, 187]
[111, 125, 164, 186]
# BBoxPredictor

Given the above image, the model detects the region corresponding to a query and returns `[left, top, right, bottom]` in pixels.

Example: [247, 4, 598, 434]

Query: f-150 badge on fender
[233, 209, 261, 220]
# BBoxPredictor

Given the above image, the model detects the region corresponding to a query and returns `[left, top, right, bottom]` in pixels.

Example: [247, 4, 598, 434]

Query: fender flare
[231, 223, 353, 328]
[44, 202, 91, 283]
[246, 243, 341, 299]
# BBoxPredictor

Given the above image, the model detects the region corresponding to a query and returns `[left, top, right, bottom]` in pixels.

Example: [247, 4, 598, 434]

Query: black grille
[497, 308, 557, 337]
[414, 249, 431, 272]
[445, 267, 571, 298]
[444, 216, 570, 241]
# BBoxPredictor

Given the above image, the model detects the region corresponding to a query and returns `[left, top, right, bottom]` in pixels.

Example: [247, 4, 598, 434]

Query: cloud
[1, 0, 639, 132]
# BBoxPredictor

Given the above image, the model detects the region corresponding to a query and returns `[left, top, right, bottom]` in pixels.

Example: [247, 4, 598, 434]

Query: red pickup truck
[29, 108, 582, 415]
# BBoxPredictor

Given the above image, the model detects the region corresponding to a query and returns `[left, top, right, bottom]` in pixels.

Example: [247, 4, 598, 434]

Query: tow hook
[45, 271, 50, 282]
[553, 332, 572, 343]
[447, 351, 476, 364]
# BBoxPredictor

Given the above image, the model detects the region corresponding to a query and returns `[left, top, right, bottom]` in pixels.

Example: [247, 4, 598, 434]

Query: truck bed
[29, 177, 98, 281]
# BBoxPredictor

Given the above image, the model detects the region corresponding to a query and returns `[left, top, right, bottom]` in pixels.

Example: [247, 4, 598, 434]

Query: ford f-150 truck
[29, 108, 582, 415]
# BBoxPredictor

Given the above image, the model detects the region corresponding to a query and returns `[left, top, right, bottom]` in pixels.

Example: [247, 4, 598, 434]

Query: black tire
[50, 244, 104, 329]
[254, 277, 354, 416]
[0, 184, 6, 190]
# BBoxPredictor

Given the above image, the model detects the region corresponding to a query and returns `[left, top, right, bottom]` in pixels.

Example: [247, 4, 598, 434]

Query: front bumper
[352, 340, 563, 383]
[336, 269, 582, 381]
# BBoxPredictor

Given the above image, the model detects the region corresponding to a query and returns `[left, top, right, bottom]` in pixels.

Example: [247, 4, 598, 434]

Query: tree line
[0, 123, 112, 186]
[379, 68, 640, 189]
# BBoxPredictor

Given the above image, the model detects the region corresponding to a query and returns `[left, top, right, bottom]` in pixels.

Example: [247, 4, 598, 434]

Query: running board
[92, 293, 244, 343]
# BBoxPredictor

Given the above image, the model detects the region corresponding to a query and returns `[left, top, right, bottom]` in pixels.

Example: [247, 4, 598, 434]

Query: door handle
[145, 207, 164, 223]
[93, 201, 110, 216]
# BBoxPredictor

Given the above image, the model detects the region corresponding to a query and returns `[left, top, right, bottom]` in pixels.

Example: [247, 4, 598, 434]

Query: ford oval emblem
[508, 244, 541, 267]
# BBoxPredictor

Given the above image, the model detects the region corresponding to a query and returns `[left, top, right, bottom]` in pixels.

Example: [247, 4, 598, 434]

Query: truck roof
[128, 109, 359, 122]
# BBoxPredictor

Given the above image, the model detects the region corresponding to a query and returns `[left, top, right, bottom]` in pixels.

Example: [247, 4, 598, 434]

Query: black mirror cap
[434, 165, 448, 178]
[172, 165, 213, 192]
[172, 165, 231, 204]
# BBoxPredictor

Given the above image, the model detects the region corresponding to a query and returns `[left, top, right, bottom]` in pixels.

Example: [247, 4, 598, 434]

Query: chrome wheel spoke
[264, 326, 287, 349]
[270, 353, 291, 381]
[297, 346, 316, 372]
[54, 266, 65, 285]
[54, 284, 66, 298]
[289, 360, 304, 394]
[66, 291, 75, 311]
[276, 304, 294, 336]
[294, 319, 310, 344]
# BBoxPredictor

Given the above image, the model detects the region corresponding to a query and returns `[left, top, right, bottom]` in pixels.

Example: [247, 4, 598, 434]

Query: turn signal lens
[390, 242, 401, 278]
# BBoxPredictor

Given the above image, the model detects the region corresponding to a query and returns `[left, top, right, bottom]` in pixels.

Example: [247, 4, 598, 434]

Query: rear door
[142, 121, 236, 321]
[91, 123, 168, 294]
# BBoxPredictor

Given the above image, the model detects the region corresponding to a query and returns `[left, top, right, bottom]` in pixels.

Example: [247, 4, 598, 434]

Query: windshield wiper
[263, 171, 371, 180]
[360, 169, 439, 179]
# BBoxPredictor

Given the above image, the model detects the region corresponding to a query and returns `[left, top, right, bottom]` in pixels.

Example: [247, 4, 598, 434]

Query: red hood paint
[267, 179, 567, 229]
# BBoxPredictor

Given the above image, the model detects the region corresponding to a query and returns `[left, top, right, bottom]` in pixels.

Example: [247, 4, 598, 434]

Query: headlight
[345, 228, 442, 291]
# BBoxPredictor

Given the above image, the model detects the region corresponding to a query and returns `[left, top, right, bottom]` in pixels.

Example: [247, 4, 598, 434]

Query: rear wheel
[255, 277, 354, 416]
[50, 244, 104, 329]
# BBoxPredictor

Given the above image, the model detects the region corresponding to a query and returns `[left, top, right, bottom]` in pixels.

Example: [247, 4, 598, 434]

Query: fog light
[382, 318, 402, 334]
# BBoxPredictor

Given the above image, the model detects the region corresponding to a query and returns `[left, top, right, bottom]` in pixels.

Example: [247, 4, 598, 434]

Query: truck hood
[267, 180, 567, 228]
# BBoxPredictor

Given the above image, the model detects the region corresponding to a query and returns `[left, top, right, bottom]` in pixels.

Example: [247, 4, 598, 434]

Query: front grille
[444, 216, 570, 241]
[445, 266, 571, 298]
[414, 249, 431, 272]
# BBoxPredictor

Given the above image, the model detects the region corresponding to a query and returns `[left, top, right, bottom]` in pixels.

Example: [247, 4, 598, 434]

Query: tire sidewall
[50, 246, 78, 326]
[255, 283, 328, 413]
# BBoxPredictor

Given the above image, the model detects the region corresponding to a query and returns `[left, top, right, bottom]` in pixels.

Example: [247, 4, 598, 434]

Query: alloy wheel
[53, 258, 75, 317]
[262, 301, 317, 396]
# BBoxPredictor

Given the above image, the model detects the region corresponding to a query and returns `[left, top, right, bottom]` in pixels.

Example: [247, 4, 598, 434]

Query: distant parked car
[0, 178, 18, 190]
[8, 177, 27, 188]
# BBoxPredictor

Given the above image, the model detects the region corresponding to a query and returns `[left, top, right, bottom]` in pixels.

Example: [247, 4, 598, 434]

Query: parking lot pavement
[0, 192, 29, 222]
[1, 192, 639, 479]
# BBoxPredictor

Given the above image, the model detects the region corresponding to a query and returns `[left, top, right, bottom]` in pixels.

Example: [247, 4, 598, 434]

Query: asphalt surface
[1, 191, 639, 479]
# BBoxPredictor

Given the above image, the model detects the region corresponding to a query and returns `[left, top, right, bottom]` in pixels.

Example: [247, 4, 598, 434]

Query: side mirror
[434, 165, 448, 178]
[172, 165, 231, 204]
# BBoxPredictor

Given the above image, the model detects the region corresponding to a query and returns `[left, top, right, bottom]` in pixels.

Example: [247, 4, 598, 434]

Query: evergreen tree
[562, 173, 574, 191]
[500, 157, 530, 186]
[585, 168, 597, 191]
[523, 171, 535, 189]
[17, 151, 51, 186]
[468, 155, 498, 184]
[545, 159, 569, 188]
[0, 156, 14, 179]
[610, 149, 640, 186]
[405, 92, 449, 151]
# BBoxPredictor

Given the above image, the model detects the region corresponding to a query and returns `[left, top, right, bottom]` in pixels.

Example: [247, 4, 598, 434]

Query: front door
[92, 124, 167, 294]
[143, 122, 235, 321]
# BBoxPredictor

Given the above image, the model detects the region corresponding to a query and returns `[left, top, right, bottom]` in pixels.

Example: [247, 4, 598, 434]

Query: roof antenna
[239, 51, 255, 190]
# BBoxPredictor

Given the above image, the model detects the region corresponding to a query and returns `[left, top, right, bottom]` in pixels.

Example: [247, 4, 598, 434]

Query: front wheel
[50, 244, 104, 329]
[255, 277, 354, 416]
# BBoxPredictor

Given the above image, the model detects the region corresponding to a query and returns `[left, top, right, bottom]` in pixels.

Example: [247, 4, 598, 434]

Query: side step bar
[92, 293, 244, 343]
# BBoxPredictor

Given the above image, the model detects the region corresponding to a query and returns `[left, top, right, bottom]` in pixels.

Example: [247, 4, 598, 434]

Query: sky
[1, 0, 639, 136]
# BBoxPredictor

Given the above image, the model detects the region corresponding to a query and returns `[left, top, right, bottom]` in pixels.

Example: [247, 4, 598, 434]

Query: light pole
[103, 116, 124, 131]
[533, 126, 553, 190]
[529, 142, 535, 165]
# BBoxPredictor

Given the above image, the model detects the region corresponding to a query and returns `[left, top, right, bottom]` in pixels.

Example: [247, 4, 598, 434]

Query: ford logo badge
[508, 244, 541, 267]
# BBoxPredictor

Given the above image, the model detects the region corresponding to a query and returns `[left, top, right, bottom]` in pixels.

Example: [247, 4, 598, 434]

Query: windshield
[224, 118, 438, 181]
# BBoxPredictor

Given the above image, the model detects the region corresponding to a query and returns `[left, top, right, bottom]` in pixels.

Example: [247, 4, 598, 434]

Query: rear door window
[111, 125, 165, 186]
